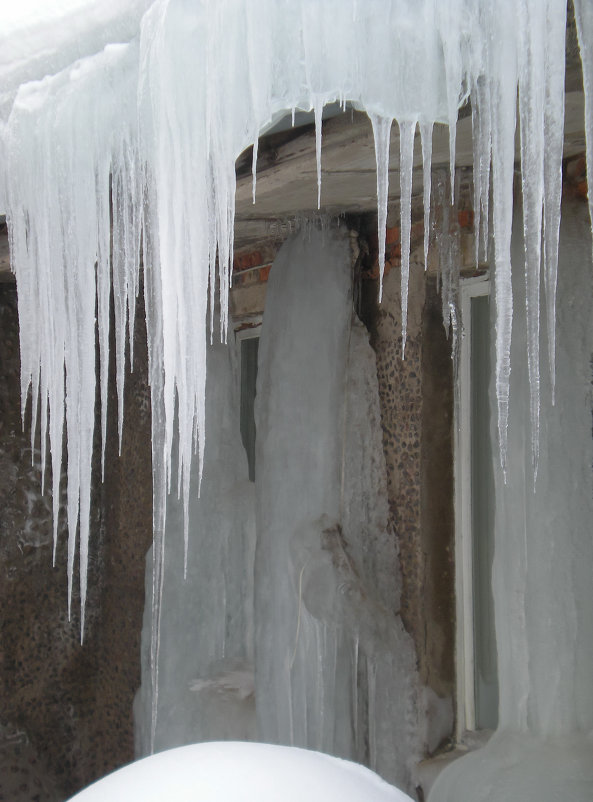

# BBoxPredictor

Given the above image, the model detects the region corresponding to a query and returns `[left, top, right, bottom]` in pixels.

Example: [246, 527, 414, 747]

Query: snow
[66, 741, 412, 802]
[0, 0, 152, 122]
[0, 0, 590, 772]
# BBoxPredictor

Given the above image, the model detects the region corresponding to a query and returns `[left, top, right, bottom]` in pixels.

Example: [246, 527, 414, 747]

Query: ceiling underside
[0, 83, 587, 276]
[233, 86, 587, 249]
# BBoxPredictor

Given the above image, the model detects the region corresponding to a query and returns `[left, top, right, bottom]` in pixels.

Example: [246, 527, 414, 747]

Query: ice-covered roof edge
[0, 0, 591, 753]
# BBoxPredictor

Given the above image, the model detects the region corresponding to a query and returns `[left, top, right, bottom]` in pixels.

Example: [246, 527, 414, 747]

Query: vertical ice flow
[487, 0, 519, 476]
[370, 114, 393, 304]
[518, 0, 545, 479]
[420, 121, 433, 271]
[399, 119, 417, 357]
[314, 98, 323, 210]
[2, 0, 589, 743]
[542, 0, 566, 405]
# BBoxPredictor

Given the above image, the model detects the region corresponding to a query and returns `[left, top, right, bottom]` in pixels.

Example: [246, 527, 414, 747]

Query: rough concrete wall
[372, 259, 426, 644]
[360, 230, 456, 756]
[0, 281, 152, 801]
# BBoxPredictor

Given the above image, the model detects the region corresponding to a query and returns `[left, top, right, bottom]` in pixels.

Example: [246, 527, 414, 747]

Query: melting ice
[0, 0, 590, 751]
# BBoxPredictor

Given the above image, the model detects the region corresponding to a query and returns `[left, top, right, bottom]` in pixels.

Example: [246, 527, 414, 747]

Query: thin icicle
[489, 0, 519, 476]
[518, 0, 546, 480]
[369, 114, 393, 304]
[542, 0, 566, 406]
[399, 118, 417, 357]
[96, 164, 111, 480]
[251, 136, 258, 204]
[314, 97, 323, 210]
[420, 120, 433, 271]
[471, 99, 481, 267]
[476, 77, 492, 261]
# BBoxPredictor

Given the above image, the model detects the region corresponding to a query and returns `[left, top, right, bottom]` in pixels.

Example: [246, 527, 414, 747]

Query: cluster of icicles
[0, 0, 591, 737]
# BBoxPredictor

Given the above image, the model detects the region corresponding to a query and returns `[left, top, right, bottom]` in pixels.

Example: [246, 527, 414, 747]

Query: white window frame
[454, 273, 491, 739]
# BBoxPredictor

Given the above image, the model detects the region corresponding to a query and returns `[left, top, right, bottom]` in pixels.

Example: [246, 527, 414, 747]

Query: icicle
[96, 162, 111, 480]
[3, 0, 588, 711]
[475, 77, 492, 262]
[436, 2, 465, 201]
[484, 0, 519, 476]
[252, 136, 258, 204]
[518, 0, 546, 480]
[542, 0, 566, 407]
[314, 97, 323, 210]
[472, 86, 482, 268]
[369, 114, 393, 304]
[399, 118, 417, 357]
[420, 120, 433, 271]
[367, 656, 377, 772]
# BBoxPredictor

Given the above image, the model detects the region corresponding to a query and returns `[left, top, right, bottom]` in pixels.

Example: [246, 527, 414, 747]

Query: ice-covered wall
[134, 334, 256, 755]
[2, 0, 589, 663]
[133, 225, 432, 792]
[255, 226, 421, 792]
[1, 1, 592, 793]
[429, 201, 593, 801]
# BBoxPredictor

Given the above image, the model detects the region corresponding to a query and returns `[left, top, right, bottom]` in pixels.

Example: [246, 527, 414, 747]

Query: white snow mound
[66, 741, 412, 801]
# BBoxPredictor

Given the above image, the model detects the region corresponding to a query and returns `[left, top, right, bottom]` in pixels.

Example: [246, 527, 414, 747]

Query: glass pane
[240, 337, 259, 482]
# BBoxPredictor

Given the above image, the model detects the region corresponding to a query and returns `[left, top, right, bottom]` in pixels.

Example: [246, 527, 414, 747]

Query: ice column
[429, 203, 593, 802]
[254, 226, 420, 792]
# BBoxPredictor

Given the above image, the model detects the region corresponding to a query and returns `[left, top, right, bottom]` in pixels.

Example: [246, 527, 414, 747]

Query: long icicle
[399, 118, 417, 357]
[369, 114, 393, 304]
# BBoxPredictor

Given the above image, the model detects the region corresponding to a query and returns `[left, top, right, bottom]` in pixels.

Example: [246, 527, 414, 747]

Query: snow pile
[0, 0, 591, 744]
[66, 741, 412, 802]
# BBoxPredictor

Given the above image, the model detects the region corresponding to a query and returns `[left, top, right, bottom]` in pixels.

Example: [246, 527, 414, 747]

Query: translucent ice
[254, 226, 420, 791]
[429, 200, 593, 802]
[134, 333, 255, 755]
[0, 0, 589, 684]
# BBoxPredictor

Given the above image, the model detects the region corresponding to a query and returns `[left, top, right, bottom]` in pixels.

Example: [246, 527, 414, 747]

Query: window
[236, 328, 260, 482]
[455, 276, 499, 736]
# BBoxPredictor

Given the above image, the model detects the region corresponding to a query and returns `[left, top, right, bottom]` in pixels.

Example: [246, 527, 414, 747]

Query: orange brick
[458, 210, 474, 229]
[385, 226, 400, 245]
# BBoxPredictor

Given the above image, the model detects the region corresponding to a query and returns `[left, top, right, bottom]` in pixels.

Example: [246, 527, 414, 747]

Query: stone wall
[0, 281, 152, 801]
[358, 216, 456, 756]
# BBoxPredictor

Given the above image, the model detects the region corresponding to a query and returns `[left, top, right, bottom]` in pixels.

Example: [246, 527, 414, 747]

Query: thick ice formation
[67, 741, 412, 802]
[429, 200, 593, 802]
[134, 333, 255, 755]
[0, 0, 590, 736]
[254, 226, 421, 790]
